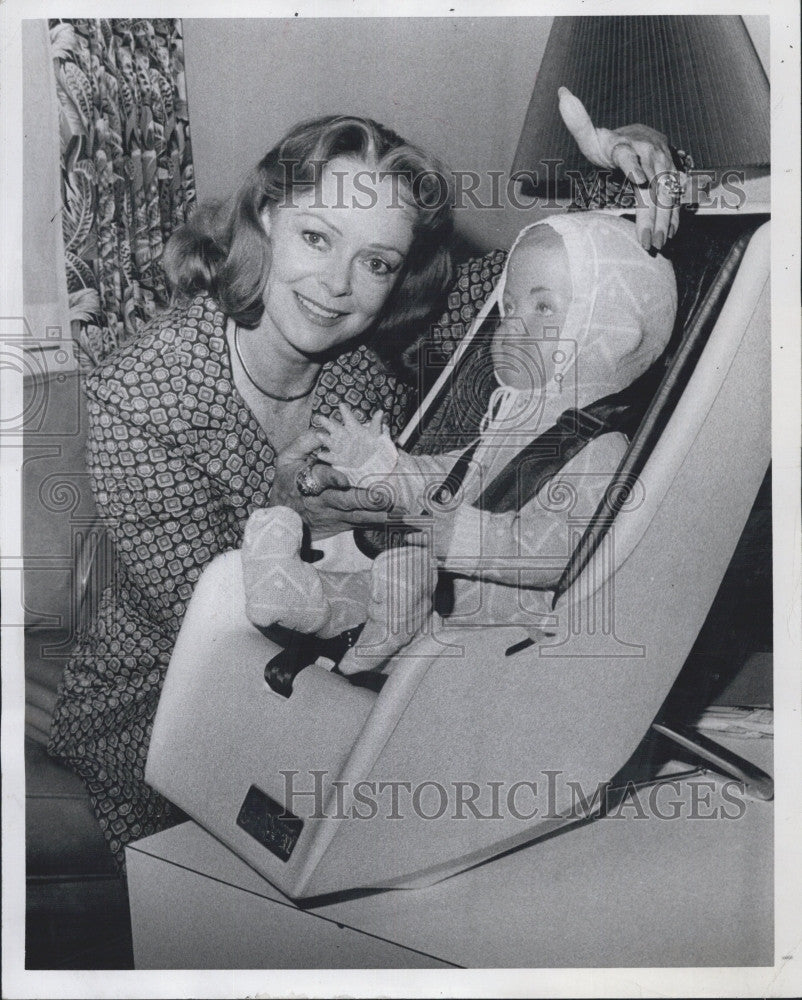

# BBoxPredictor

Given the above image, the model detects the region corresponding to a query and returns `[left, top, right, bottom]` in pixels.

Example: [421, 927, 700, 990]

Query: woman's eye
[302, 231, 327, 248]
[536, 301, 554, 315]
[365, 257, 394, 276]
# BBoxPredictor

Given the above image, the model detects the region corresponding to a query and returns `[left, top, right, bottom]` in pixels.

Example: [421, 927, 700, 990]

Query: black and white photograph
[1, 2, 800, 998]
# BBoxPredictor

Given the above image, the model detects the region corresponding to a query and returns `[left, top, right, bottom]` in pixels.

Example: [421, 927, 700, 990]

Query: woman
[48, 106, 681, 865]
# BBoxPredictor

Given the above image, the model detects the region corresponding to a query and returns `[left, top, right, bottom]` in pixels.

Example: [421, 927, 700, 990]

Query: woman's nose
[319, 255, 352, 297]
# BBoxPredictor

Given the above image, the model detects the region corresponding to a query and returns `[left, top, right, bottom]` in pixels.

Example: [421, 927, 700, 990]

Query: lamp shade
[512, 15, 770, 196]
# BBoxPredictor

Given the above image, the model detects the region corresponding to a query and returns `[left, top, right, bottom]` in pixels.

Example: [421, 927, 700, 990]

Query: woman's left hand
[558, 86, 683, 251]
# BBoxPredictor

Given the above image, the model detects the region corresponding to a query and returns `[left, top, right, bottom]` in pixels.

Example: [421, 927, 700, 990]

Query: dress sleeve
[433, 432, 629, 589]
[85, 395, 244, 635]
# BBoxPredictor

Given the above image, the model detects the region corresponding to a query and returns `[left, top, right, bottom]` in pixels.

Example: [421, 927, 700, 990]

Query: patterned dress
[47, 292, 414, 864]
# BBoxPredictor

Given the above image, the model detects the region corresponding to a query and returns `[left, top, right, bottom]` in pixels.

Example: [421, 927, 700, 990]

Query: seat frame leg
[650, 720, 774, 801]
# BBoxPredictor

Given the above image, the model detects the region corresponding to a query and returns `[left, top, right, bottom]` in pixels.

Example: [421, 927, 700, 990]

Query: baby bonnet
[497, 212, 678, 406]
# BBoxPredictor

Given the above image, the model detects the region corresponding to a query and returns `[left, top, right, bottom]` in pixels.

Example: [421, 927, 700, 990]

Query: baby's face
[492, 226, 573, 390]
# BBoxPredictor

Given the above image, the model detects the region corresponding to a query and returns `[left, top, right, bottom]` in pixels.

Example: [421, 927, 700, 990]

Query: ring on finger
[656, 172, 683, 204]
[609, 140, 633, 165]
[296, 466, 324, 498]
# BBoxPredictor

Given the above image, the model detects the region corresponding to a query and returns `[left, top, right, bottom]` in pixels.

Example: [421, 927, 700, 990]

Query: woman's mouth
[294, 292, 348, 327]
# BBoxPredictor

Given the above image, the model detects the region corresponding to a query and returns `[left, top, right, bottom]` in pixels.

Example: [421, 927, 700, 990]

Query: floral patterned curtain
[49, 18, 196, 368]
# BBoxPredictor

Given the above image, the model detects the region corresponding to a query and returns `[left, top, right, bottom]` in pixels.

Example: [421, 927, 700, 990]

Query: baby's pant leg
[339, 544, 436, 674]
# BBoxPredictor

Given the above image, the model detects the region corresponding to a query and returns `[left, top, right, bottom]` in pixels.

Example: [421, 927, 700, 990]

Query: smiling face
[258, 156, 417, 362]
[492, 226, 573, 391]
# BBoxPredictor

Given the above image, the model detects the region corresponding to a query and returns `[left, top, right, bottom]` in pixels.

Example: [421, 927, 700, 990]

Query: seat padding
[25, 628, 72, 745]
[26, 738, 118, 878]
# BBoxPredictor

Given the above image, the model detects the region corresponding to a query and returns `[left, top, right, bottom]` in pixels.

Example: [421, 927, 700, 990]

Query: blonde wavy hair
[163, 115, 455, 375]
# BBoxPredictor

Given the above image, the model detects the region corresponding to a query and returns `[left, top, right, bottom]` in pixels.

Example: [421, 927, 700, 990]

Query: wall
[181, 17, 553, 254]
[22, 14, 771, 324]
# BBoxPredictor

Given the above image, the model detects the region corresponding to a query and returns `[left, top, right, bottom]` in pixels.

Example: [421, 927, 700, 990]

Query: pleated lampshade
[512, 15, 770, 196]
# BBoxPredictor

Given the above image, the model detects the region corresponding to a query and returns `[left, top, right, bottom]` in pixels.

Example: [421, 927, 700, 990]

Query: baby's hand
[316, 404, 398, 483]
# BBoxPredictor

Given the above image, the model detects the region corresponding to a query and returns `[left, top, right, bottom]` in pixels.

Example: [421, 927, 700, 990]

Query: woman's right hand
[558, 87, 682, 250]
[270, 429, 393, 539]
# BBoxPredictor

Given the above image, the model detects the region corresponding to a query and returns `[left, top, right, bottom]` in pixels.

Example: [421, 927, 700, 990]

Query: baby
[242, 213, 677, 674]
